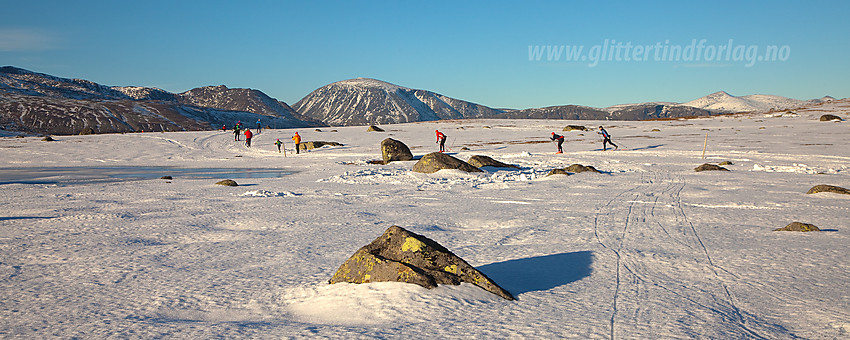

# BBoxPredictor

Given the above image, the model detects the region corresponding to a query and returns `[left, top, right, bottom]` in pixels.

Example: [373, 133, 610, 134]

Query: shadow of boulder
[477, 251, 593, 296]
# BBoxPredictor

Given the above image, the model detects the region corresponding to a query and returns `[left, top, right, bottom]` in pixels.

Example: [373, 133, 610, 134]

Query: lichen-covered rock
[563, 125, 588, 131]
[367, 125, 385, 132]
[546, 169, 571, 176]
[564, 164, 600, 173]
[298, 141, 343, 151]
[694, 163, 729, 172]
[381, 138, 413, 163]
[329, 226, 515, 300]
[467, 155, 520, 169]
[160, 176, 173, 180]
[718, 161, 733, 166]
[412, 152, 483, 174]
[806, 184, 850, 195]
[41, 136, 55, 141]
[215, 179, 238, 186]
[79, 127, 95, 135]
[774, 222, 821, 232]
[819, 114, 843, 121]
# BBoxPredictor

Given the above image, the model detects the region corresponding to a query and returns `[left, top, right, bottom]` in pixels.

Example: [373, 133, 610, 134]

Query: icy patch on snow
[750, 163, 844, 174]
[319, 167, 551, 189]
[238, 190, 298, 197]
[281, 282, 499, 326]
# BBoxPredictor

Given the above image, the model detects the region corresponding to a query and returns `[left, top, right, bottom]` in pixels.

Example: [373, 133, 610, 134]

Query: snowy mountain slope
[683, 91, 817, 113]
[293, 78, 504, 126]
[0, 105, 848, 338]
[0, 67, 318, 135]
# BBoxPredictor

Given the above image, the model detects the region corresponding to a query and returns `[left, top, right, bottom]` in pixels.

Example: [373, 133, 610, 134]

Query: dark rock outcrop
[467, 155, 520, 169]
[564, 164, 600, 173]
[563, 125, 588, 131]
[806, 184, 850, 195]
[298, 141, 343, 151]
[367, 125, 385, 132]
[718, 161, 733, 166]
[215, 179, 238, 186]
[412, 152, 483, 174]
[329, 226, 515, 300]
[381, 138, 413, 163]
[694, 163, 729, 172]
[774, 222, 821, 232]
[819, 114, 843, 121]
[41, 136, 54, 141]
[546, 169, 571, 176]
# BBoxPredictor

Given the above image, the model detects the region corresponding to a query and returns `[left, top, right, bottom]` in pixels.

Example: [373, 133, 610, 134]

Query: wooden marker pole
[702, 132, 708, 159]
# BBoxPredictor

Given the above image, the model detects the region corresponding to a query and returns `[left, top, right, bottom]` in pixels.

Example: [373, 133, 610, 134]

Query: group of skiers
[550, 126, 617, 153]
[224, 120, 302, 154]
[223, 122, 616, 155]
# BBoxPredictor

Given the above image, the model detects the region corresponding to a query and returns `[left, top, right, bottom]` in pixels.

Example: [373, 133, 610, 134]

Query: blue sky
[3, 0, 848, 109]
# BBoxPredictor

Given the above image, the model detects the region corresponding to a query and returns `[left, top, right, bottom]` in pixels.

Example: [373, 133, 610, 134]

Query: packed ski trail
[594, 170, 794, 339]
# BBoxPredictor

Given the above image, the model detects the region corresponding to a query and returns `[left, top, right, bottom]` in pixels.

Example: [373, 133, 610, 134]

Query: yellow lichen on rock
[444, 264, 458, 274]
[401, 237, 425, 252]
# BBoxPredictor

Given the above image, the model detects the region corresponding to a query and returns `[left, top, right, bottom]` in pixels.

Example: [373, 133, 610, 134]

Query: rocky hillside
[0, 66, 318, 135]
[293, 78, 505, 126]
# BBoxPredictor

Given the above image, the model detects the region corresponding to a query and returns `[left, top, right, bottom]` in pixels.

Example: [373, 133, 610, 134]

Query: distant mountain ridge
[1, 66, 840, 135]
[293, 78, 504, 126]
[0, 66, 318, 135]
[682, 91, 822, 113]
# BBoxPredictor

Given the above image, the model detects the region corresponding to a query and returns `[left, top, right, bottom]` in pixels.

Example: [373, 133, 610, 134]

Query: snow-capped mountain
[682, 91, 816, 113]
[293, 78, 505, 126]
[0, 67, 318, 135]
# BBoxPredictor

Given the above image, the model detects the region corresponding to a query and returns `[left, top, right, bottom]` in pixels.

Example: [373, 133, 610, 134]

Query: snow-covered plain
[1, 101, 849, 338]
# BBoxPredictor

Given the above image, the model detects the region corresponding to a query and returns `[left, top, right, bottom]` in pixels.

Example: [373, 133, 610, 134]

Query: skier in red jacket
[244, 128, 253, 147]
[435, 130, 447, 152]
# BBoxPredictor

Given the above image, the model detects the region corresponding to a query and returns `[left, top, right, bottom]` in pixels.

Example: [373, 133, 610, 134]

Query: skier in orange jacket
[292, 132, 301, 154]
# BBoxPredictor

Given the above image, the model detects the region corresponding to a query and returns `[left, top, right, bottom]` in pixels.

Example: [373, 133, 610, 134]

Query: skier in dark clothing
[598, 126, 618, 151]
[550, 132, 565, 153]
[435, 130, 447, 152]
[256, 119, 262, 133]
[233, 125, 241, 141]
[244, 128, 253, 147]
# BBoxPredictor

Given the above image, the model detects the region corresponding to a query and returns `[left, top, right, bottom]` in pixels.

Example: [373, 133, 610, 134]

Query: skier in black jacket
[550, 132, 565, 154]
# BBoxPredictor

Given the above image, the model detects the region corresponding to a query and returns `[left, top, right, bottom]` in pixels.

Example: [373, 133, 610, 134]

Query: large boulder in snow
[367, 125, 385, 132]
[329, 225, 515, 300]
[381, 138, 413, 163]
[774, 222, 821, 232]
[694, 163, 729, 172]
[819, 114, 843, 121]
[564, 164, 600, 173]
[412, 152, 483, 174]
[298, 141, 343, 151]
[806, 184, 850, 195]
[563, 125, 588, 131]
[467, 155, 520, 169]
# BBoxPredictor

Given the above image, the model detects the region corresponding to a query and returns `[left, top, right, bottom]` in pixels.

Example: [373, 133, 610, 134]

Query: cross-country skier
[274, 138, 283, 153]
[244, 128, 253, 147]
[598, 126, 618, 151]
[292, 132, 301, 154]
[550, 132, 565, 153]
[435, 130, 447, 152]
[256, 119, 262, 133]
[233, 125, 241, 141]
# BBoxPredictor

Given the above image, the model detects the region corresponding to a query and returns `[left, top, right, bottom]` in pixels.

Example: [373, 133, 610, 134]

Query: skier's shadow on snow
[478, 251, 593, 297]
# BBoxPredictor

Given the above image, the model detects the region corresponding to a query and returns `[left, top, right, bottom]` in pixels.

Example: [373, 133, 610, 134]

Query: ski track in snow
[594, 170, 794, 339]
